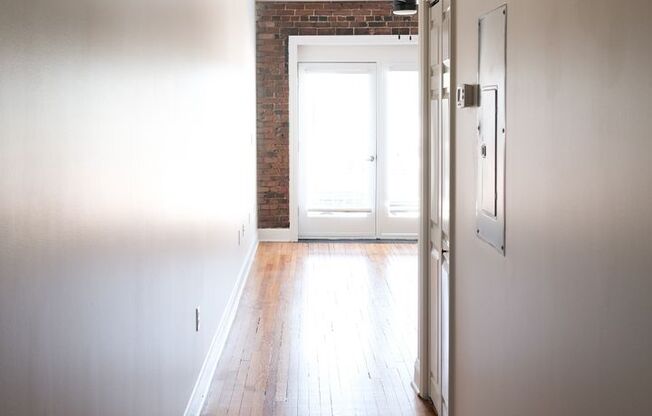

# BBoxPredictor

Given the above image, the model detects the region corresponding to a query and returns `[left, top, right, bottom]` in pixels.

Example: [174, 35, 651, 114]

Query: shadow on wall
[0, 0, 257, 415]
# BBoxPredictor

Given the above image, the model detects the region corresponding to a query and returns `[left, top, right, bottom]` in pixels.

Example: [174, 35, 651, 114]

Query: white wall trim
[289, 35, 418, 48]
[416, 0, 432, 400]
[288, 37, 300, 243]
[183, 237, 259, 416]
[258, 228, 297, 242]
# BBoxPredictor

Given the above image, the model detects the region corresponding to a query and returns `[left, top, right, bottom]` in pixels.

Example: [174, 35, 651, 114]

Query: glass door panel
[298, 63, 377, 238]
[377, 66, 420, 237]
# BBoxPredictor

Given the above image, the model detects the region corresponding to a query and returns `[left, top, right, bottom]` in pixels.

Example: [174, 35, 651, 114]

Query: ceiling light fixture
[392, 0, 417, 16]
[392, 0, 441, 16]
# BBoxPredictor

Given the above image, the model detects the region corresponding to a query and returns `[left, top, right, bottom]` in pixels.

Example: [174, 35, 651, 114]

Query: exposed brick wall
[256, 1, 418, 229]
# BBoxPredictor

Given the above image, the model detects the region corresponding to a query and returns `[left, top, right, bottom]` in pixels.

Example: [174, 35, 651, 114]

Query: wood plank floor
[202, 242, 435, 416]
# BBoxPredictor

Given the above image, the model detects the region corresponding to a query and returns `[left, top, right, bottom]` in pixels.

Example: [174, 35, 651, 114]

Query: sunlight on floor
[202, 242, 434, 416]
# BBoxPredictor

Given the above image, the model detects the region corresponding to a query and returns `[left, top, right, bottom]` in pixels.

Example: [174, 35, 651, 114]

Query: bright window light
[300, 69, 375, 216]
[385, 69, 419, 218]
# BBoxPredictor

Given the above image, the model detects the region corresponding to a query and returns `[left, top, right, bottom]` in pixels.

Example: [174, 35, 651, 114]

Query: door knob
[367, 156, 376, 162]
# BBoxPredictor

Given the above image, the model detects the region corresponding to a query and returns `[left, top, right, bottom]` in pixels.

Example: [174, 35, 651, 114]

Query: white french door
[297, 62, 419, 239]
[298, 63, 378, 238]
[425, 1, 452, 415]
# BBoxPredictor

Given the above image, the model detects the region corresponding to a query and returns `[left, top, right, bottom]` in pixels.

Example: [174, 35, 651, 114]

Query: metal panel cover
[476, 5, 506, 254]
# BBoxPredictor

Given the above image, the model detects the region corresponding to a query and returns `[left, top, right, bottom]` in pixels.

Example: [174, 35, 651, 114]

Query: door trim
[415, 0, 433, 398]
[415, 2, 455, 414]
[288, 35, 418, 241]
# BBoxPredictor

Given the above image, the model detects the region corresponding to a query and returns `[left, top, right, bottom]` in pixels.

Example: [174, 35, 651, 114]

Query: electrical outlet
[195, 307, 200, 332]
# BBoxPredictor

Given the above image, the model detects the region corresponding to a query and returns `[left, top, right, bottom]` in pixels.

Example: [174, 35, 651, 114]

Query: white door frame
[415, 0, 432, 399]
[288, 35, 418, 241]
[415, 1, 454, 415]
[288, 30, 454, 412]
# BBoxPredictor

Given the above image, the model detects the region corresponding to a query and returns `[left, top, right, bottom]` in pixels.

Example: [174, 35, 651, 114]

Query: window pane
[300, 68, 375, 214]
[385, 69, 419, 218]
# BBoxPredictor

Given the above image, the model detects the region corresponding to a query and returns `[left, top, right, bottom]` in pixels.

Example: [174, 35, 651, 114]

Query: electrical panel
[476, 5, 506, 254]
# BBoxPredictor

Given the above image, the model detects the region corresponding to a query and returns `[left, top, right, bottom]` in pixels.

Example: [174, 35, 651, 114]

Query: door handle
[367, 156, 376, 162]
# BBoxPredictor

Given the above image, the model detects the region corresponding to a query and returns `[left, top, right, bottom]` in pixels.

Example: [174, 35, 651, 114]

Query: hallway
[202, 242, 434, 416]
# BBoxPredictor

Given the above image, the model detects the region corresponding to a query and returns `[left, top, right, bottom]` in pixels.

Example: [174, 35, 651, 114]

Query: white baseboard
[183, 237, 259, 416]
[258, 228, 297, 242]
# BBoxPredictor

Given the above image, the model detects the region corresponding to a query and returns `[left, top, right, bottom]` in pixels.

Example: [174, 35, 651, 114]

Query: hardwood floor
[201, 242, 435, 416]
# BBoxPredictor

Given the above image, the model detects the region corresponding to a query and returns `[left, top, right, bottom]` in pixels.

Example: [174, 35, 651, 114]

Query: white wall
[452, 1, 652, 415]
[0, 0, 257, 415]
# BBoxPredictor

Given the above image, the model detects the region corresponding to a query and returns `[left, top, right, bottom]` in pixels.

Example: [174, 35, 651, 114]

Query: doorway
[292, 37, 419, 240]
[287, 33, 434, 411]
